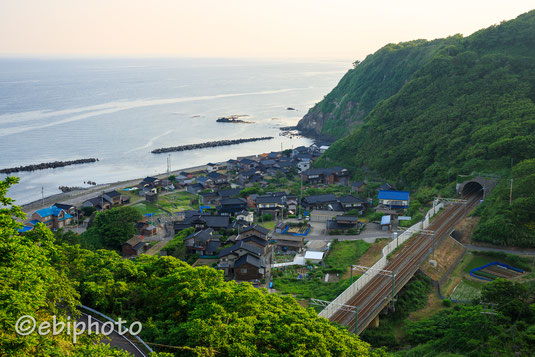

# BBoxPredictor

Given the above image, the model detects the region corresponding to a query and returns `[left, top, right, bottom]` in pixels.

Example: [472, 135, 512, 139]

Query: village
[19, 142, 415, 293]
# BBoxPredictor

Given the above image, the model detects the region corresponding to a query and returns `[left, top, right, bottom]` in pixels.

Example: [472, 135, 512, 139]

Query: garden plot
[449, 279, 483, 301]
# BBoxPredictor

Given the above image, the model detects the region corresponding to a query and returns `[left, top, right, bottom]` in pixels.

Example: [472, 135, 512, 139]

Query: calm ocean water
[0, 58, 349, 204]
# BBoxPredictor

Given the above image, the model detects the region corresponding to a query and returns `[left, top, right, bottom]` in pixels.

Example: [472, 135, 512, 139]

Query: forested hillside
[297, 37, 457, 139]
[315, 10, 535, 189]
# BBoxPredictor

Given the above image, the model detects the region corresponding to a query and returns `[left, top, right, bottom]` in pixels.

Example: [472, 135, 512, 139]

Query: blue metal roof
[377, 190, 410, 201]
[35, 206, 63, 217]
[18, 226, 33, 233]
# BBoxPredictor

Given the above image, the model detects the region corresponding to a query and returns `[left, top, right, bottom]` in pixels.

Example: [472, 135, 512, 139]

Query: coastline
[20, 163, 211, 213]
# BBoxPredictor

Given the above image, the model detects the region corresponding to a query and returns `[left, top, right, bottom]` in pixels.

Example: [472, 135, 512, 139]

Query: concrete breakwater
[0, 158, 99, 174]
[151, 137, 274, 154]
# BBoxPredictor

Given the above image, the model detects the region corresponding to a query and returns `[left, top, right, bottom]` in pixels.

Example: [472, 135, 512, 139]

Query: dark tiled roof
[337, 195, 365, 204]
[234, 253, 263, 268]
[219, 197, 247, 205]
[207, 171, 225, 180]
[352, 181, 365, 187]
[256, 195, 284, 204]
[302, 194, 337, 204]
[241, 236, 268, 247]
[242, 224, 270, 235]
[104, 190, 121, 198]
[218, 240, 263, 258]
[54, 203, 74, 211]
[218, 188, 241, 198]
[185, 228, 215, 243]
[125, 236, 144, 247]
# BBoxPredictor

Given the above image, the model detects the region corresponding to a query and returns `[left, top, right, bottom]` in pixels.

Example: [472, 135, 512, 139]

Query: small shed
[381, 215, 392, 231]
[304, 250, 324, 264]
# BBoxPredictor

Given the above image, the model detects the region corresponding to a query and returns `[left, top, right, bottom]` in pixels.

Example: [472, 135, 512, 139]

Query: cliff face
[297, 37, 458, 139]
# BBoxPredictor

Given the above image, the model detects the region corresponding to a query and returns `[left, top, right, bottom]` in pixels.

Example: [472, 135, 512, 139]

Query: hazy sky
[0, 1, 533, 60]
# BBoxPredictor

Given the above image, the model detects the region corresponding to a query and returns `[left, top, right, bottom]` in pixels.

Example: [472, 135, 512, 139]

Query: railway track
[328, 188, 483, 334]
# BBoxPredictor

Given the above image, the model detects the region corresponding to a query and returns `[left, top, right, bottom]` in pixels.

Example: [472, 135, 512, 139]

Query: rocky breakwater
[151, 137, 274, 154]
[0, 158, 99, 174]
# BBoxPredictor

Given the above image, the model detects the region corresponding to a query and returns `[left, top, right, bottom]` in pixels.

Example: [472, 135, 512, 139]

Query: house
[266, 151, 281, 160]
[337, 195, 367, 213]
[217, 240, 264, 276]
[377, 190, 410, 209]
[326, 216, 360, 233]
[122, 236, 148, 257]
[184, 228, 221, 256]
[81, 196, 110, 211]
[378, 183, 394, 191]
[217, 197, 248, 216]
[196, 176, 214, 188]
[238, 224, 271, 240]
[234, 254, 265, 282]
[291, 146, 309, 158]
[259, 159, 277, 171]
[206, 171, 227, 185]
[139, 176, 160, 189]
[173, 214, 231, 233]
[256, 194, 285, 216]
[103, 190, 122, 206]
[319, 145, 330, 153]
[297, 160, 311, 173]
[29, 206, 72, 229]
[236, 210, 254, 223]
[274, 235, 304, 253]
[218, 188, 241, 199]
[187, 183, 204, 194]
[301, 194, 338, 210]
[200, 191, 219, 205]
[53, 202, 76, 216]
[238, 158, 258, 171]
[240, 235, 269, 253]
[226, 159, 239, 170]
[351, 181, 367, 193]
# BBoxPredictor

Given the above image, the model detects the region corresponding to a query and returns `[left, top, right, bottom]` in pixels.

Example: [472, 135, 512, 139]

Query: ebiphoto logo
[15, 315, 142, 343]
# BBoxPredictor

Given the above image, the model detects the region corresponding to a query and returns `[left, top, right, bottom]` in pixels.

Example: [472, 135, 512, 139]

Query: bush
[442, 299, 452, 307]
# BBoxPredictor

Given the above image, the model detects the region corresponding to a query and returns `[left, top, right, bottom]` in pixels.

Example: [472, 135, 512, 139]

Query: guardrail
[78, 305, 153, 356]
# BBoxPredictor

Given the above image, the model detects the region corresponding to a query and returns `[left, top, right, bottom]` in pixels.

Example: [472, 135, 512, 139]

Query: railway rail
[328, 187, 483, 334]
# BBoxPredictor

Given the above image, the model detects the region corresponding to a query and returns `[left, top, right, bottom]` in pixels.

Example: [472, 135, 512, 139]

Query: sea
[0, 57, 350, 204]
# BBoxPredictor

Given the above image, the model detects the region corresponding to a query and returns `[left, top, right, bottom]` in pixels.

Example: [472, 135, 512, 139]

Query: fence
[318, 202, 445, 319]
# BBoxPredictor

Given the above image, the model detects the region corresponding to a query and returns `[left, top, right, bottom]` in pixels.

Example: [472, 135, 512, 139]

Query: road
[463, 244, 535, 256]
[329, 190, 482, 334]
[78, 313, 146, 357]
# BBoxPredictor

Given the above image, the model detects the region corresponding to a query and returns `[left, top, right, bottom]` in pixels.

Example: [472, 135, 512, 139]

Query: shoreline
[20, 163, 211, 213]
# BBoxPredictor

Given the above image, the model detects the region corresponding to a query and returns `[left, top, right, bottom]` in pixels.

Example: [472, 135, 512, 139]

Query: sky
[0, 0, 533, 60]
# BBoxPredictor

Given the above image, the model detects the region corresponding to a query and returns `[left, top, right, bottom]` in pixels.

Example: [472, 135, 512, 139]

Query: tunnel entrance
[461, 181, 484, 198]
